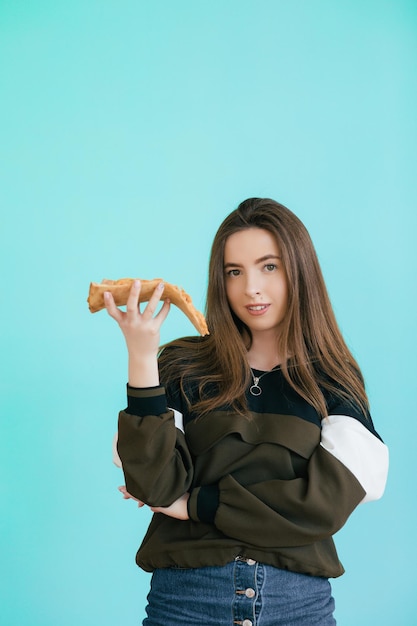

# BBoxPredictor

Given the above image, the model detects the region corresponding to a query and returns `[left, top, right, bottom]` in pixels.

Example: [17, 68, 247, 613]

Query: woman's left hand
[150, 493, 190, 520]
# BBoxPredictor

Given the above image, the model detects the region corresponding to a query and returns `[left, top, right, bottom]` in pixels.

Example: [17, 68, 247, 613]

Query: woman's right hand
[104, 280, 170, 387]
[118, 485, 145, 508]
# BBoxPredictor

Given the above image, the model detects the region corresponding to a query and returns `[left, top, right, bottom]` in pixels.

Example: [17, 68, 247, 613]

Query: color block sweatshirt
[116, 360, 388, 578]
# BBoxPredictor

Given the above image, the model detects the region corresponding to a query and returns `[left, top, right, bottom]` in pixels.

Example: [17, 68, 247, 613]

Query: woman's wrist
[128, 354, 159, 388]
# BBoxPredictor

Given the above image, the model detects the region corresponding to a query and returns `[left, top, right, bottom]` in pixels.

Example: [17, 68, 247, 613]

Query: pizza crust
[87, 278, 209, 336]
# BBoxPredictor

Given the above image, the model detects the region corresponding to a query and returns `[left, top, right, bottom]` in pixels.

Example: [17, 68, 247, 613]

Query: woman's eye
[226, 269, 241, 277]
[264, 264, 277, 272]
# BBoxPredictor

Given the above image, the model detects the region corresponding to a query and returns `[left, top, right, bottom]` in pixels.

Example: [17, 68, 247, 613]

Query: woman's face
[223, 228, 288, 339]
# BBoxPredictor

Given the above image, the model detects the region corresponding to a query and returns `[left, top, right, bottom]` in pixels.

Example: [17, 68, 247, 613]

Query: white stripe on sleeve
[170, 407, 185, 433]
[113, 432, 122, 468]
[320, 414, 389, 503]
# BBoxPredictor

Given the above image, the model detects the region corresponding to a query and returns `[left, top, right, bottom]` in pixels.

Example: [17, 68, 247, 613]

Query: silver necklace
[249, 368, 275, 396]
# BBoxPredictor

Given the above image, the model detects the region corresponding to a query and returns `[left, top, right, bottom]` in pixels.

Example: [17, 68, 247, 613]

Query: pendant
[249, 378, 262, 396]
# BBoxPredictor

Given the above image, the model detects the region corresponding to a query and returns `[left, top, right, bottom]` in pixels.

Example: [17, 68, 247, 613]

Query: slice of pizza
[88, 278, 209, 336]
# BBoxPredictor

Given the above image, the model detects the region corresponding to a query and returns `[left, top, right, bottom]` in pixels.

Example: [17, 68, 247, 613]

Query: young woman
[105, 198, 388, 626]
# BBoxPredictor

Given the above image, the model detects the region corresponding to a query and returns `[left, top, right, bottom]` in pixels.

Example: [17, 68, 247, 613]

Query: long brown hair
[159, 198, 369, 418]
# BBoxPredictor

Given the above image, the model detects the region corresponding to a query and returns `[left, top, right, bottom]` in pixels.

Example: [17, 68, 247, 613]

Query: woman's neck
[246, 333, 284, 371]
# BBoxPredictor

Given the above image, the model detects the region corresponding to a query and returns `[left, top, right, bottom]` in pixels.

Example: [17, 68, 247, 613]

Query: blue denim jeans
[143, 556, 336, 625]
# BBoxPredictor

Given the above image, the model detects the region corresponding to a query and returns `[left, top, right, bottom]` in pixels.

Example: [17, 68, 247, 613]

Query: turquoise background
[1, 1, 416, 624]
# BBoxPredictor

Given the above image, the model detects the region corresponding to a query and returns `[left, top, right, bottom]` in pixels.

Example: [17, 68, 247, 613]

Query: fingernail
[158, 282, 164, 290]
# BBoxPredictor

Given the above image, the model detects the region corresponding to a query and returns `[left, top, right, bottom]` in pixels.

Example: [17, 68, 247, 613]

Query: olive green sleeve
[190, 445, 365, 547]
[117, 387, 194, 507]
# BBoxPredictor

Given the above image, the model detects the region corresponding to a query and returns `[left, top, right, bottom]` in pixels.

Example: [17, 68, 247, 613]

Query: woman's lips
[245, 304, 270, 316]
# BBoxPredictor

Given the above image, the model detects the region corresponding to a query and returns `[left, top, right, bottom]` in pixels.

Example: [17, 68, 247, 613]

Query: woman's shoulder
[159, 334, 210, 362]
[319, 380, 382, 437]
[158, 335, 213, 388]
[159, 336, 211, 414]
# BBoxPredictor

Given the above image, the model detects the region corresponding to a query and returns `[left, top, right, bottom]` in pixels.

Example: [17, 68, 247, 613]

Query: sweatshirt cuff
[188, 484, 219, 523]
[125, 384, 168, 417]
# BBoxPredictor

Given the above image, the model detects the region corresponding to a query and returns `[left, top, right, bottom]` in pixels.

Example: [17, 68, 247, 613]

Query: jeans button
[242, 620, 253, 626]
[246, 559, 256, 566]
[245, 587, 256, 598]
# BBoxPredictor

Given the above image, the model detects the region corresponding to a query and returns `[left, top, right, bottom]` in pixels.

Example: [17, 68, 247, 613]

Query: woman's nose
[244, 274, 261, 297]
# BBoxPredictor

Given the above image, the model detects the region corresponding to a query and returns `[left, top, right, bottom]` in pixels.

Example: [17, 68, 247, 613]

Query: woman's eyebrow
[255, 254, 281, 264]
[224, 254, 281, 269]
